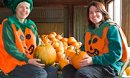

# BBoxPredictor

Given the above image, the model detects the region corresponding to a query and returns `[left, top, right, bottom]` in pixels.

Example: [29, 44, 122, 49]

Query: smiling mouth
[93, 17, 97, 20]
[21, 13, 28, 15]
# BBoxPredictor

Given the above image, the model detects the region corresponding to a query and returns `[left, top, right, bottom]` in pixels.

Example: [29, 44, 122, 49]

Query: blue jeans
[62, 64, 118, 78]
[44, 66, 58, 78]
[9, 64, 57, 78]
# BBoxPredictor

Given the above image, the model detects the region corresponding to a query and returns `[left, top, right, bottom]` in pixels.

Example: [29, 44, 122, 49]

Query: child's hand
[79, 55, 93, 67]
[28, 59, 45, 68]
[68, 57, 72, 64]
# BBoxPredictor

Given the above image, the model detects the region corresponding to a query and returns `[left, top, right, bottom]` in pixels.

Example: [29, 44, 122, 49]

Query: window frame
[106, 0, 122, 26]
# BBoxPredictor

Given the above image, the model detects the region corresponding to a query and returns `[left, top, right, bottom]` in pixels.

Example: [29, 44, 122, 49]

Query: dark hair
[87, 1, 110, 26]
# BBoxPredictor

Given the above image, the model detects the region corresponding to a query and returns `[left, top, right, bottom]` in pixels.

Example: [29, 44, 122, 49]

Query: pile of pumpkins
[33, 32, 88, 69]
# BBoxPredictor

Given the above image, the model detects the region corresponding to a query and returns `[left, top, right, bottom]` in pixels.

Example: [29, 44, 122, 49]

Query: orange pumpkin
[68, 45, 75, 50]
[71, 50, 88, 69]
[61, 38, 68, 42]
[77, 42, 82, 48]
[55, 41, 64, 52]
[34, 43, 56, 66]
[68, 37, 77, 45]
[50, 37, 58, 42]
[55, 34, 63, 40]
[41, 34, 47, 39]
[48, 33, 55, 40]
[62, 42, 68, 50]
[59, 58, 69, 69]
[55, 52, 65, 63]
[41, 37, 51, 44]
[65, 49, 76, 58]
[126, 67, 130, 76]
[52, 41, 60, 48]
[50, 32, 57, 36]
[71, 42, 80, 49]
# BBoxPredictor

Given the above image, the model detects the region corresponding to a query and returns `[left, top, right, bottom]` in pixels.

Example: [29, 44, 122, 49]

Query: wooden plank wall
[0, 8, 13, 23]
[36, 23, 64, 35]
[28, 7, 65, 36]
[28, 7, 64, 23]
[122, 0, 130, 46]
[0, 7, 65, 37]
[73, 6, 88, 42]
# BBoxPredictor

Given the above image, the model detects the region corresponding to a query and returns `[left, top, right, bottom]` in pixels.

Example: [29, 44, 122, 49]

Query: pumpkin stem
[45, 35, 48, 38]
[75, 49, 79, 55]
[41, 41, 45, 46]
[61, 33, 64, 37]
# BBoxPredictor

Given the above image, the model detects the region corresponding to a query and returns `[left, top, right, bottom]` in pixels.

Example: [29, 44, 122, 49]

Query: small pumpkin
[68, 37, 77, 45]
[41, 35, 51, 44]
[50, 32, 57, 36]
[55, 52, 65, 63]
[61, 38, 68, 42]
[52, 41, 60, 48]
[34, 42, 56, 66]
[71, 50, 88, 69]
[65, 49, 76, 58]
[48, 33, 56, 39]
[71, 42, 80, 49]
[126, 67, 130, 76]
[55, 34, 63, 40]
[59, 58, 69, 69]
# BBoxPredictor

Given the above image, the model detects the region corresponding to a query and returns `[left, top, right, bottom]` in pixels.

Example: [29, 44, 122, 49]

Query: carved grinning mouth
[87, 49, 99, 56]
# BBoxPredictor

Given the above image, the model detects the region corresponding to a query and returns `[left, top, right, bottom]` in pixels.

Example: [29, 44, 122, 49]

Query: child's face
[89, 6, 103, 26]
[16, 2, 30, 20]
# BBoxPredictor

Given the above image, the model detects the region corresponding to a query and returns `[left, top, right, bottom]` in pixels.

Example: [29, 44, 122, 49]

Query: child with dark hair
[62, 1, 123, 78]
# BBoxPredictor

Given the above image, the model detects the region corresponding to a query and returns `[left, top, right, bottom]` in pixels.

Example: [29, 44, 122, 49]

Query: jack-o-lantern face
[87, 37, 99, 56]
[25, 27, 36, 55]
[85, 32, 109, 57]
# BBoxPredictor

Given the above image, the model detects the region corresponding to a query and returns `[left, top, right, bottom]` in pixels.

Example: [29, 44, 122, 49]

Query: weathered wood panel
[122, 0, 130, 46]
[28, 7, 64, 23]
[0, 0, 108, 7]
[0, 8, 12, 23]
[73, 6, 88, 42]
[36, 23, 64, 35]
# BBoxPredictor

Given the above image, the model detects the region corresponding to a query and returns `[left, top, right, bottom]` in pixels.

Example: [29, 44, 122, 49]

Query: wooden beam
[68, 5, 73, 37]
[0, 0, 108, 7]
[33, 0, 91, 7]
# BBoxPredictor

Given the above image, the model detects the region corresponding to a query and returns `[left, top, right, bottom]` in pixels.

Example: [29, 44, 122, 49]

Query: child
[0, 0, 57, 78]
[62, 1, 123, 78]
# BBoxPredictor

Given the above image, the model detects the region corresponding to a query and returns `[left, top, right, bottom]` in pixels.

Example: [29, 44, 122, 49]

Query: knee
[44, 66, 58, 78]
[62, 64, 77, 78]
[75, 69, 91, 78]
[45, 66, 58, 72]
[62, 64, 75, 73]
[34, 69, 47, 78]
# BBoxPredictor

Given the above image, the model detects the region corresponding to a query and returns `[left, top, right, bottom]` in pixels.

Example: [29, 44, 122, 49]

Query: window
[108, 0, 122, 25]
[108, 1, 113, 20]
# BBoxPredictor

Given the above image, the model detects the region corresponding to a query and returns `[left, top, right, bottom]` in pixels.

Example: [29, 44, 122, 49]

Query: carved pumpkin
[34, 42, 56, 66]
